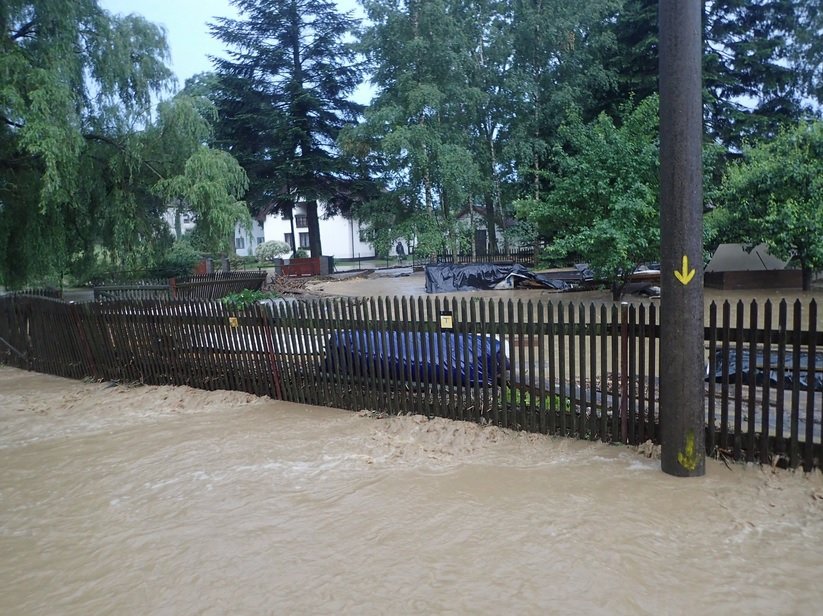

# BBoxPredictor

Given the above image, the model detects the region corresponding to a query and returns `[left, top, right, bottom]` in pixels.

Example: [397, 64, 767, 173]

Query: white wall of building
[233, 220, 266, 257]
[166, 203, 395, 260]
[162, 208, 197, 238]
[261, 204, 376, 259]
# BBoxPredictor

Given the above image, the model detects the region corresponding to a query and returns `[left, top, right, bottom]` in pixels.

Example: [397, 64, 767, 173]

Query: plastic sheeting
[324, 330, 509, 386]
[706, 349, 823, 391]
[424, 263, 570, 293]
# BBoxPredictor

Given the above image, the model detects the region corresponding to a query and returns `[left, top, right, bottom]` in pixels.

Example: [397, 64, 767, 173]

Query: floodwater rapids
[1, 366, 822, 615]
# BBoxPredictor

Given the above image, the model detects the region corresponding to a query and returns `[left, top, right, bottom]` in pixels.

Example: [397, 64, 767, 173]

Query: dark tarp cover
[425, 263, 569, 293]
[324, 330, 509, 387]
[706, 349, 823, 391]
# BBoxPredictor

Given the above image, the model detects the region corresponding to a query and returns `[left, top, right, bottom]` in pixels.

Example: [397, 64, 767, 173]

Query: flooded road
[2, 366, 823, 615]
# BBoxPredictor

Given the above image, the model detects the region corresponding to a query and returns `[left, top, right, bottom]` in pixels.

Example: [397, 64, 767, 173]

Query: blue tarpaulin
[324, 330, 509, 386]
[707, 349, 823, 391]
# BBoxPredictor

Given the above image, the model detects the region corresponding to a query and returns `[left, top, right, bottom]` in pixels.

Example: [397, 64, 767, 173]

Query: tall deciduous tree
[711, 121, 823, 290]
[0, 0, 172, 285]
[516, 96, 661, 300]
[350, 0, 616, 256]
[348, 0, 477, 256]
[0, 2, 250, 287]
[210, 0, 363, 258]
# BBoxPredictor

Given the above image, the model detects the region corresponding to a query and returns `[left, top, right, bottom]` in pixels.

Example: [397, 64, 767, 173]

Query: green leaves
[518, 95, 661, 297]
[0, 2, 248, 288]
[155, 148, 250, 254]
[712, 120, 823, 287]
[210, 0, 364, 257]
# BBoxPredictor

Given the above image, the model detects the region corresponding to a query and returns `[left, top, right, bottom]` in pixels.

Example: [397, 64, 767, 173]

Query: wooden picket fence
[412, 248, 537, 268]
[92, 271, 268, 301]
[0, 294, 820, 470]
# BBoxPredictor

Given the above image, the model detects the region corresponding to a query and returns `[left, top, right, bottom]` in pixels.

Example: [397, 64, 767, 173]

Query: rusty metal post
[659, 0, 705, 476]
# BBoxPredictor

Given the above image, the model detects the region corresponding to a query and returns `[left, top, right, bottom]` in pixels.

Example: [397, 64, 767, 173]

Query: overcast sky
[99, 0, 369, 100]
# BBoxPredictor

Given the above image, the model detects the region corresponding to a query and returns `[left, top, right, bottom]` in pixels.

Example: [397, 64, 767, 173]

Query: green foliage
[221, 289, 280, 310]
[293, 249, 309, 259]
[228, 254, 259, 270]
[504, 386, 572, 412]
[154, 147, 250, 253]
[590, 0, 823, 149]
[0, 3, 249, 288]
[255, 240, 291, 262]
[210, 0, 364, 258]
[0, 1, 173, 287]
[517, 96, 661, 299]
[154, 239, 202, 279]
[711, 120, 823, 288]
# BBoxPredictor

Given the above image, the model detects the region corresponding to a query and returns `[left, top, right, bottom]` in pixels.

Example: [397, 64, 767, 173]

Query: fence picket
[804, 300, 817, 472]
[648, 304, 658, 443]
[599, 305, 608, 441]
[577, 303, 586, 439]
[760, 301, 772, 463]
[776, 300, 788, 458]
[720, 301, 731, 452]
[527, 301, 537, 433]
[707, 302, 718, 457]
[790, 300, 802, 467]
[638, 304, 647, 444]
[747, 301, 758, 462]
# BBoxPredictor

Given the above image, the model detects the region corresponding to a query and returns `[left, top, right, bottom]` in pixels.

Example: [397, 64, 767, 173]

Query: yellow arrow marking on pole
[677, 430, 699, 471]
[674, 255, 696, 285]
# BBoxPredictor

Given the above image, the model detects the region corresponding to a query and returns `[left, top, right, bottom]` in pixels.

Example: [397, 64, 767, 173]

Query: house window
[235, 236, 245, 249]
[284, 233, 294, 249]
[257, 237, 264, 245]
[295, 214, 308, 228]
[299, 232, 310, 248]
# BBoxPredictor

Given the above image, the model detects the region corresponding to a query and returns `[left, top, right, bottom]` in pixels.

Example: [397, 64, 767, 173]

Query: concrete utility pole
[658, 0, 706, 477]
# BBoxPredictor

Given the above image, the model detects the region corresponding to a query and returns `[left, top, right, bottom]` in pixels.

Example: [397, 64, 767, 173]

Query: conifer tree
[210, 0, 363, 258]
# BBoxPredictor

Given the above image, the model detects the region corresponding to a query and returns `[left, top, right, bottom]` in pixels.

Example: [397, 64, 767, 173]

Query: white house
[260, 203, 378, 260]
[233, 219, 266, 257]
[161, 208, 197, 237]
[163, 208, 266, 258]
[166, 203, 396, 260]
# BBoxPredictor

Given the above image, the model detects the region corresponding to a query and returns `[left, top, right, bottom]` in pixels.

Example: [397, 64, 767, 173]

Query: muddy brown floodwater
[2, 365, 823, 615]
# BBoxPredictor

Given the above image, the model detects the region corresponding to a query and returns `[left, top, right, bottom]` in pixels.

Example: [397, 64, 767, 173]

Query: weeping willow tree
[0, 1, 249, 288]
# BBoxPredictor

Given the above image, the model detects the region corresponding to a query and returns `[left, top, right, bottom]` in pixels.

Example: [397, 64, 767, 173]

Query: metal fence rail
[0, 295, 820, 470]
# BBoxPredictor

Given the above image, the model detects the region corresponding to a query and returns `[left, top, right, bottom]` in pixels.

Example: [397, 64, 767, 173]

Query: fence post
[620, 302, 629, 443]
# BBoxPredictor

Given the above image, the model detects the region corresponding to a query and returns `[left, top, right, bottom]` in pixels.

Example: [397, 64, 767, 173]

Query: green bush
[256, 240, 292, 261]
[220, 289, 281, 310]
[154, 240, 202, 278]
[505, 386, 572, 412]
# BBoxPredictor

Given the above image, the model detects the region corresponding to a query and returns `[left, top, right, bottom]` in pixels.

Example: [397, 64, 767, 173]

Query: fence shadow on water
[0, 294, 820, 471]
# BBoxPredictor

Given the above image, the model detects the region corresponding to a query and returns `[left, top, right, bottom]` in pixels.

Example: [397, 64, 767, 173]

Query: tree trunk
[305, 199, 322, 257]
[802, 262, 812, 291]
[424, 164, 433, 213]
[484, 193, 497, 254]
[611, 279, 626, 302]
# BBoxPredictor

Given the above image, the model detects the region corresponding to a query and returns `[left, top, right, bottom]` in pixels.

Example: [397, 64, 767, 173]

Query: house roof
[705, 243, 788, 272]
